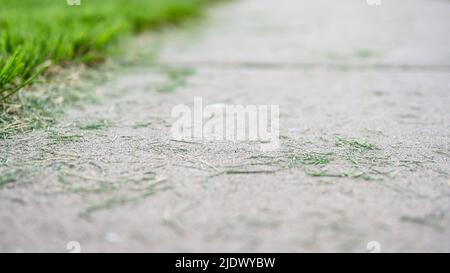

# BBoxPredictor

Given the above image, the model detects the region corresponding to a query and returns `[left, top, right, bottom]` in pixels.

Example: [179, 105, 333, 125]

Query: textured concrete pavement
[1, 0, 449, 252]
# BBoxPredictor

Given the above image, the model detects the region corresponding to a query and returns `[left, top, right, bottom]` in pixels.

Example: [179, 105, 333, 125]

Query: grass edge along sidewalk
[0, 0, 214, 100]
[0, 0, 217, 137]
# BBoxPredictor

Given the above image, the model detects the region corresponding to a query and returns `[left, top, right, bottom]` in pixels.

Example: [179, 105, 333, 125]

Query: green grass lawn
[0, 0, 212, 101]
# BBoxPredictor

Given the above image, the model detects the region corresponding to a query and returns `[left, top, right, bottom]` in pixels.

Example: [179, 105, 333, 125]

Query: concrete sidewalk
[1, 0, 449, 252]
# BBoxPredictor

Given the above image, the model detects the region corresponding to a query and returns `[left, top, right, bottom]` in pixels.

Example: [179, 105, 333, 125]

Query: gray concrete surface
[1, 0, 449, 252]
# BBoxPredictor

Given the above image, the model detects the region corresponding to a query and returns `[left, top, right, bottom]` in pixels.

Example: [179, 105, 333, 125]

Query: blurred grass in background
[0, 0, 212, 100]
